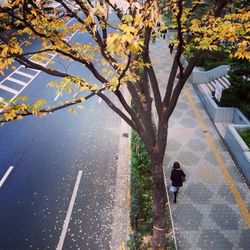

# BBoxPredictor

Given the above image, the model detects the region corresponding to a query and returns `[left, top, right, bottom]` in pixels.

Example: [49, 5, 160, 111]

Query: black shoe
[174, 199, 177, 203]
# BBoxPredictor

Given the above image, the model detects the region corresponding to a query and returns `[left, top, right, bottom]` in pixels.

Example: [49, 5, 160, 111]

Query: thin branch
[104, 0, 123, 20]
[114, 89, 142, 131]
[15, 55, 70, 77]
[115, 54, 132, 91]
[54, 48, 108, 83]
[96, 91, 137, 130]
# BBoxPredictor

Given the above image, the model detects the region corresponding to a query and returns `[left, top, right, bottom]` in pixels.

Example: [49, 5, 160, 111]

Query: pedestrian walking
[170, 162, 186, 203]
[168, 43, 174, 54]
[160, 27, 167, 39]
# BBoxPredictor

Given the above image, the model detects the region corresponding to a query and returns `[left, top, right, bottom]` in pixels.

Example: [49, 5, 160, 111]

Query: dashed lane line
[56, 170, 82, 250]
[184, 86, 250, 228]
[0, 166, 14, 188]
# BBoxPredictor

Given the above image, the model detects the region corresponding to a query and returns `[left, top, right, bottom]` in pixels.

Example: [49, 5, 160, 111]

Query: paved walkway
[150, 39, 250, 249]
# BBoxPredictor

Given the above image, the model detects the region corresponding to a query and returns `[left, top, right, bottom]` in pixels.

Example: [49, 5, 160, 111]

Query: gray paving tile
[150, 39, 250, 250]
[239, 229, 250, 249]
[184, 183, 213, 204]
[197, 230, 233, 249]
[172, 203, 203, 230]
[217, 184, 236, 204]
[210, 204, 239, 230]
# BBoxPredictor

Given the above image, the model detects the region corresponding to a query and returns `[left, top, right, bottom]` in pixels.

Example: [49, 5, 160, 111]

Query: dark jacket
[171, 168, 186, 187]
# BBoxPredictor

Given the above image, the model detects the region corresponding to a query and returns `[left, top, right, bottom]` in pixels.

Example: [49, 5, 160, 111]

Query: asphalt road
[0, 15, 123, 250]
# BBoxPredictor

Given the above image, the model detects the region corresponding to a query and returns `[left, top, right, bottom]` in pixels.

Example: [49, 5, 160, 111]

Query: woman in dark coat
[170, 162, 186, 203]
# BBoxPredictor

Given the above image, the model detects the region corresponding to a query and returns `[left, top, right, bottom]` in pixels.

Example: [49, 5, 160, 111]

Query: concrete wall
[225, 125, 250, 184]
[195, 84, 250, 183]
[190, 65, 230, 84]
[200, 91, 249, 125]
[202, 93, 234, 123]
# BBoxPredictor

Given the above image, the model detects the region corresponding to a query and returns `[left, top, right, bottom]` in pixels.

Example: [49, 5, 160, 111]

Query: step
[214, 79, 226, 89]
[209, 80, 217, 89]
[217, 78, 228, 89]
[221, 76, 231, 87]
[207, 82, 214, 92]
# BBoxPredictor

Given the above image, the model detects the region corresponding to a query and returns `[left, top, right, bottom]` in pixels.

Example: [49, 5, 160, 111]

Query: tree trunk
[151, 154, 167, 249]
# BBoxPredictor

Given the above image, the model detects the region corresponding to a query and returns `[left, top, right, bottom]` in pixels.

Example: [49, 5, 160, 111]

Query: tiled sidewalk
[150, 39, 250, 249]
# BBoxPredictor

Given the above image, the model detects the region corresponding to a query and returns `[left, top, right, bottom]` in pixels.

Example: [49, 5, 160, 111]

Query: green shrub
[220, 59, 250, 119]
[129, 131, 153, 250]
[239, 129, 250, 148]
[194, 51, 230, 70]
[129, 131, 175, 249]
[127, 232, 142, 250]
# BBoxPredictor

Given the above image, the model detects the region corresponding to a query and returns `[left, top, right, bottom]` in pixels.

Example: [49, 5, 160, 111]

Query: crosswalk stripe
[30, 59, 47, 67]
[19, 66, 40, 73]
[0, 97, 8, 104]
[0, 84, 18, 95]
[8, 77, 27, 86]
[14, 70, 34, 79]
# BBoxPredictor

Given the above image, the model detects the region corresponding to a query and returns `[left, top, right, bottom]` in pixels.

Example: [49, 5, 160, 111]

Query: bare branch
[15, 55, 70, 78]
[96, 91, 137, 130]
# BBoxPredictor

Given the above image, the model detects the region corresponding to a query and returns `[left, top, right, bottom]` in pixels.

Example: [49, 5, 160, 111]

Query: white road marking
[0, 97, 7, 104]
[54, 92, 61, 101]
[14, 70, 34, 79]
[0, 84, 18, 95]
[56, 170, 82, 250]
[0, 166, 14, 188]
[8, 77, 27, 86]
[0, 18, 78, 104]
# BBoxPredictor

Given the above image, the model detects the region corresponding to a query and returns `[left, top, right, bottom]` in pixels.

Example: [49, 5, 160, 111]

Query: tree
[220, 58, 250, 118]
[0, 0, 249, 248]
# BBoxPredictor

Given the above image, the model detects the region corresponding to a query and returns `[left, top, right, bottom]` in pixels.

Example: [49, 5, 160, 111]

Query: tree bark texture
[151, 154, 167, 249]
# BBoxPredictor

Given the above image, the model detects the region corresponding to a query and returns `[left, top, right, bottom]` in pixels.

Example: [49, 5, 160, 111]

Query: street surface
[0, 16, 123, 249]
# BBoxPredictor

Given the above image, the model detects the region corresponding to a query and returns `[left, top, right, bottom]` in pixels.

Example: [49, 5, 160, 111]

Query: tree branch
[96, 91, 137, 130]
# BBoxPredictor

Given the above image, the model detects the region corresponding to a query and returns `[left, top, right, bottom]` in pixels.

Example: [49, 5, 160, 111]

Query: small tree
[0, 0, 249, 248]
[220, 58, 250, 118]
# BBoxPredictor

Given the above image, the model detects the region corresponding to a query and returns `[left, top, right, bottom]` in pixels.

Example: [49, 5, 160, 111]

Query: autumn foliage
[0, 0, 249, 248]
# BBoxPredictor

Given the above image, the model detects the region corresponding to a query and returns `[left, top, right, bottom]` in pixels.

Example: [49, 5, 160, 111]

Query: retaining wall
[225, 125, 250, 184]
[190, 65, 230, 84]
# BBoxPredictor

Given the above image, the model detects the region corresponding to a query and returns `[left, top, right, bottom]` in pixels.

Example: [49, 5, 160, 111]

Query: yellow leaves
[85, 15, 94, 25]
[234, 41, 250, 60]
[77, 104, 84, 110]
[122, 14, 133, 23]
[4, 110, 16, 121]
[106, 21, 143, 56]
[120, 24, 137, 35]
[0, 38, 23, 58]
[34, 99, 46, 108]
[190, 19, 201, 32]
[68, 108, 76, 114]
[90, 4, 107, 19]
[106, 33, 123, 54]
